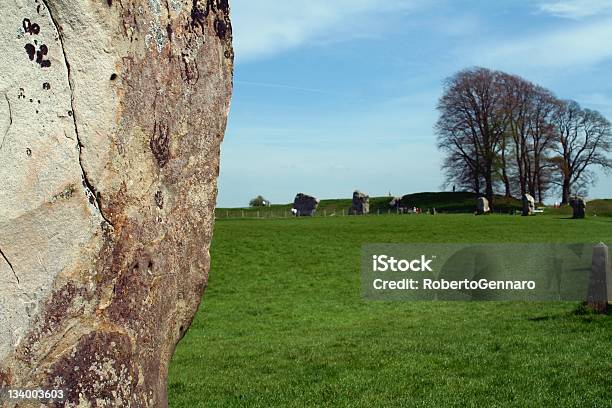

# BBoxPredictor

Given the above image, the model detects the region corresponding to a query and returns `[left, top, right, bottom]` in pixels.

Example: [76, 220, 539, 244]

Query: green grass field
[168, 214, 612, 407]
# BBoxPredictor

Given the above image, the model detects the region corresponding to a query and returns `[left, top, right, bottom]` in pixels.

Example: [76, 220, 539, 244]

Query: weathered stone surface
[349, 190, 369, 215]
[0, 0, 233, 405]
[476, 197, 490, 215]
[570, 196, 586, 218]
[522, 194, 535, 216]
[587, 243, 611, 313]
[293, 193, 319, 216]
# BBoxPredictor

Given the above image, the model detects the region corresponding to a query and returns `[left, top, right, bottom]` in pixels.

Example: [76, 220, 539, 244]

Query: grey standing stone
[587, 243, 611, 313]
[522, 194, 535, 216]
[570, 196, 586, 218]
[293, 193, 319, 216]
[349, 190, 369, 215]
[476, 197, 490, 215]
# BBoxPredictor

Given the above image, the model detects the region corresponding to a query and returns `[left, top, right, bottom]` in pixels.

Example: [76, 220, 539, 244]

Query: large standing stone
[587, 243, 611, 313]
[349, 190, 369, 215]
[476, 197, 490, 215]
[293, 193, 319, 216]
[0, 0, 233, 406]
[570, 196, 586, 218]
[522, 194, 535, 216]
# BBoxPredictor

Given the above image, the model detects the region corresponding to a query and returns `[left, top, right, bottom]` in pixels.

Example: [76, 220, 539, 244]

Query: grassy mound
[399, 192, 522, 213]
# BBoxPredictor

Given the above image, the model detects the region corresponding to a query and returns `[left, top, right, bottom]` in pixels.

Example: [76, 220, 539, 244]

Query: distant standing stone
[293, 193, 320, 216]
[389, 197, 402, 209]
[476, 197, 490, 215]
[587, 243, 610, 313]
[349, 190, 369, 215]
[570, 196, 586, 219]
[522, 194, 535, 216]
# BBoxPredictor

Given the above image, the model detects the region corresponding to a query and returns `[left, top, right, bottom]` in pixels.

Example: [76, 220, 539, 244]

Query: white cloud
[230, 0, 423, 61]
[538, 0, 612, 19]
[476, 18, 612, 69]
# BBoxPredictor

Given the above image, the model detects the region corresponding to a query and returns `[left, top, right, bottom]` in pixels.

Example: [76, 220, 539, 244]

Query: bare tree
[436, 68, 506, 204]
[526, 86, 557, 202]
[551, 100, 612, 204]
[437, 68, 612, 205]
[499, 73, 534, 197]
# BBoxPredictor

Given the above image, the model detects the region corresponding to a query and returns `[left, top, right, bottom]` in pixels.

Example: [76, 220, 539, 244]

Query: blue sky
[217, 0, 612, 207]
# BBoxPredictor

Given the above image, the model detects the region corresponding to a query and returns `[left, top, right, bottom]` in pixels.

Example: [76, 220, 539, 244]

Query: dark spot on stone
[26, 148, 32, 156]
[214, 18, 226, 40]
[217, 0, 229, 13]
[154, 190, 164, 209]
[166, 23, 173, 39]
[107, 0, 112, 5]
[24, 43, 36, 60]
[43, 82, 51, 90]
[180, 52, 199, 84]
[150, 120, 170, 168]
[191, 0, 216, 28]
[29, 98, 33, 103]
[0, 369, 11, 387]
[68, 110, 73, 116]
[35, 44, 50, 68]
[110, 73, 117, 80]
[26, 42, 51, 67]
[36, 4, 41, 14]
[133, 262, 139, 270]
[88, 195, 95, 205]
[147, 261, 153, 269]
[22, 20, 40, 37]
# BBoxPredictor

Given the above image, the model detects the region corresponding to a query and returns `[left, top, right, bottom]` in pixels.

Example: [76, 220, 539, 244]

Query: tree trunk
[0, 0, 233, 406]
[484, 165, 494, 206]
[562, 178, 571, 205]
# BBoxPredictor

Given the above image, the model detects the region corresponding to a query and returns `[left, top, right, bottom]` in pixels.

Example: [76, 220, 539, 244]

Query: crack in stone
[41, 0, 115, 229]
[1, 93, 12, 151]
[0, 247, 19, 284]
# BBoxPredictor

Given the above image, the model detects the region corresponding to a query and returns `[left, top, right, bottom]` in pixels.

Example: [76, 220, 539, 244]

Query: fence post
[342, 209, 345, 216]
[587, 242, 611, 313]
[241, 210, 244, 218]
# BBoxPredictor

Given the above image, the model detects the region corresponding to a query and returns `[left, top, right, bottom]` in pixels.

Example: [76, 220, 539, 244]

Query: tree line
[436, 67, 612, 205]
